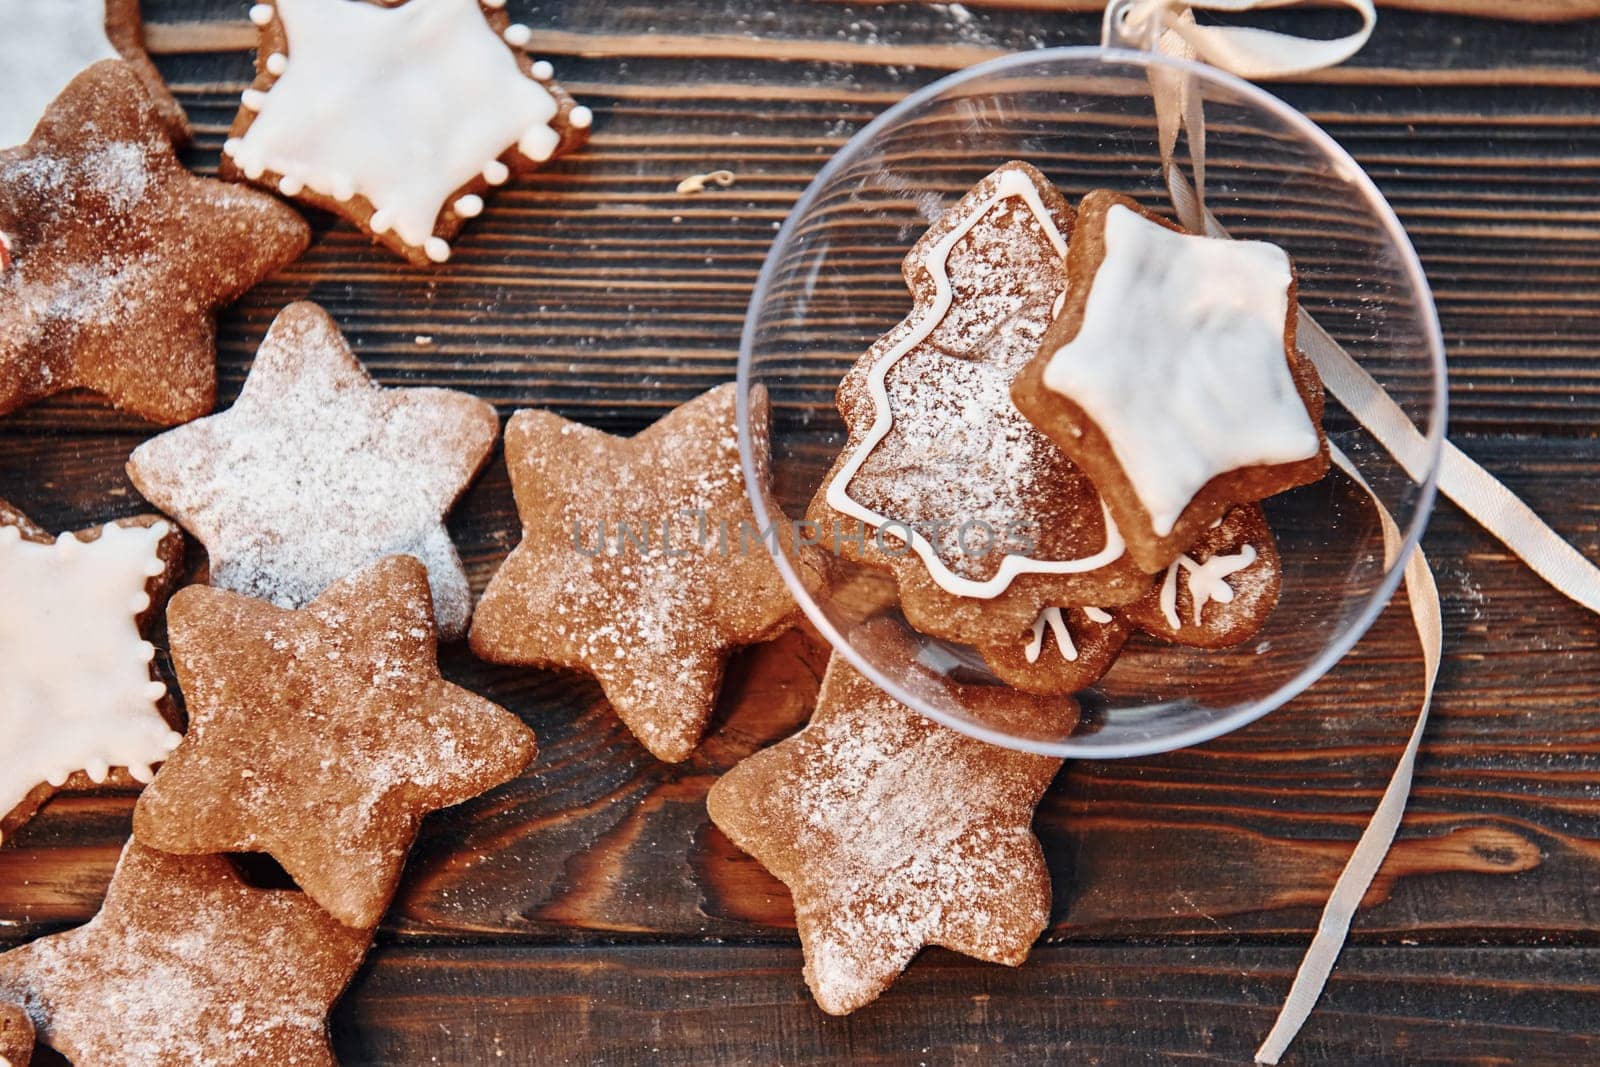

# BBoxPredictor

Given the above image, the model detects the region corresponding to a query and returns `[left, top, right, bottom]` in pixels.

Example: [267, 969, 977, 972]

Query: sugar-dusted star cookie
[127, 302, 498, 641]
[133, 555, 536, 929]
[0, 499, 184, 846]
[1013, 190, 1329, 573]
[708, 649, 1070, 1015]
[0, 1001, 30, 1067]
[808, 163, 1147, 649]
[0, 0, 188, 149]
[0, 840, 369, 1067]
[0, 61, 308, 425]
[223, 0, 591, 265]
[1124, 503, 1282, 649]
[979, 604, 1131, 696]
[471, 382, 802, 763]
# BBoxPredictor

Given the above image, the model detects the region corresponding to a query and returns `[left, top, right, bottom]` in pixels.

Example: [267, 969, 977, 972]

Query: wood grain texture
[327, 943, 1600, 1065]
[4, 1, 1600, 1064]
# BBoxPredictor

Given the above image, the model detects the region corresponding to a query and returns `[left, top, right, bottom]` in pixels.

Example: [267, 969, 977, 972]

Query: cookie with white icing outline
[0, 0, 188, 149]
[807, 163, 1148, 648]
[470, 383, 808, 763]
[978, 604, 1132, 696]
[0, 499, 184, 847]
[707, 641, 1069, 1015]
[0, 1001, 30, 1067]
[0, 60, 309, 425]
[1013, 190, 1328, 573]
[126, 301, 498, 642]
[222, 0, 591, 265]
[132, 554, 537, 930]
[0, 841, 369, 1066]
[1123, 503, 1282, 649]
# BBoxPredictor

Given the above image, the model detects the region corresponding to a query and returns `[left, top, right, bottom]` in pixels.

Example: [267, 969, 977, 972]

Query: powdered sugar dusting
[836, 168, 1116, 584]
[472, 383, 796, 762]
[126, 303, 496, 640]
[709, 656, 1061, 1014]
[0, 843, 366, 1066]
[138, 557, 535, 929]
[0, 60, 309, 423]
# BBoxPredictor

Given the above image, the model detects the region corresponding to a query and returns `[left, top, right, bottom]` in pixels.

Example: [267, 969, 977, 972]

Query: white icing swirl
[825, 168, 1126, 600]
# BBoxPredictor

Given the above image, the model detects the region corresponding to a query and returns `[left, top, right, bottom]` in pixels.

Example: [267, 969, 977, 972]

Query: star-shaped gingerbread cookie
[1013, 190, 1328, 571]
[223, 0, 590, 265]
[0, 841, 369, 1067]
[0, 499, 184, 846]
[708, 648, 1071, 1015]
[132, 554, 536, 929]
[0, 1001, 29, 1067]
[471, 382, 801, 763]
[808, 163, 1147, 648]
[0, 0, 188, 149]
[0, 60, 308, 425]
[127, 301, 498, 641]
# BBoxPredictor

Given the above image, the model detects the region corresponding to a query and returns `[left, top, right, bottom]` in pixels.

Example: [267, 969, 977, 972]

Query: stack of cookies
[709, 163, 1332, 1015]
[807, 162, 1329, 697]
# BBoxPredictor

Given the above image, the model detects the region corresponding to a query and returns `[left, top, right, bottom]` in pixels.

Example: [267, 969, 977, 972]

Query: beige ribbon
[1112, 0, 1600, 1061]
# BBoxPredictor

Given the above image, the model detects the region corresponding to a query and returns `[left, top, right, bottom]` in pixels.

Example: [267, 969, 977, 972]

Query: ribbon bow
[1097, 1, 1600, 1062]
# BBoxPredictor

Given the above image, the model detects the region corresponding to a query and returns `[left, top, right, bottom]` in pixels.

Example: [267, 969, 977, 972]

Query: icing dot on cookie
[519, 125, 560, 162]
[279, 175, 305, 196]
[241, 89, 269, 112]
[249, 3, 276, 25]
[223, 138, 243, 158]
[331, 175, 357, 201]
[483, 160, 510, 185]
[423, 237, 452, 263]
[266, 52, 289, 75]
[504, 23, 532, 46]
[570, 105, 594, 130]
[531, 60, 555, 81]
[453, 194, 484, 218]
[369, 208, 394, 234]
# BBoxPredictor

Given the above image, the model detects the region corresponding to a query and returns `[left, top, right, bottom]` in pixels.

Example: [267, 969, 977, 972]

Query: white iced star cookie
[0, 501, 185, 846]
[0, 0, 188, 148]
[1013, 190, 1329, 572]
[222, 0, 591, 265]
[126, 301, 499, 641]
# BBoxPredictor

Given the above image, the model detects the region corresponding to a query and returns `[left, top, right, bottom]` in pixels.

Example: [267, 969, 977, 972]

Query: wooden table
[6, 1, 1600, 1063]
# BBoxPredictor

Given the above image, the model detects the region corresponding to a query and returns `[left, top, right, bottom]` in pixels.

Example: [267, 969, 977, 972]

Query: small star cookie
[223, 0, 591, 265]
[808, 163, 1147, 648]
[0, 499, 184, 846]
[0, 0, 188, 149]
[978, 604, 1132, 696]
[0, 1001, 30, 1067]
[708, 648, 1069, 1014]
[127, 301, 498, 641]
[132, 555, 537, 929]
[1123, 503, 1283, 648]
[471, 382, 802, 763]
[0, 60, 309, 424]
[0, 841, 369, 1067]
[1013, 190, 1328, 572]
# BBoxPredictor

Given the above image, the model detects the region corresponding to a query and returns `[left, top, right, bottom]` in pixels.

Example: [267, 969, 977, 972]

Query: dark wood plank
[329, 943, 1600, 1066]
[6, 2, 1600, 1063]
